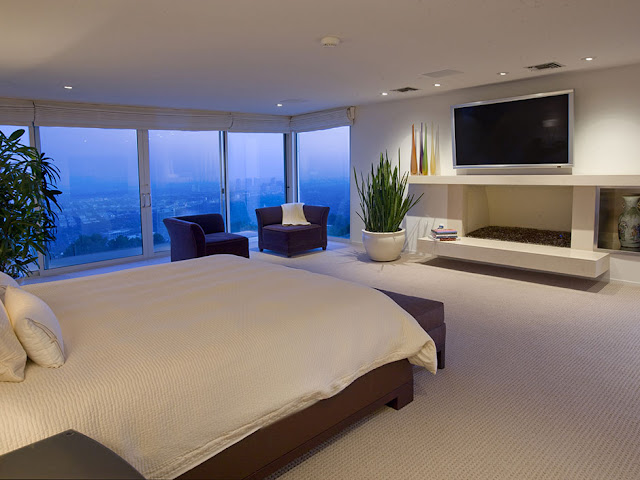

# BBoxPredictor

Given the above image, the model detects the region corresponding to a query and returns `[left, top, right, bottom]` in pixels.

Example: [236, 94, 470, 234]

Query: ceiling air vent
[391, 87, 420, 93]
[422, 69, 463, 78]
[526, 62, 565, 71]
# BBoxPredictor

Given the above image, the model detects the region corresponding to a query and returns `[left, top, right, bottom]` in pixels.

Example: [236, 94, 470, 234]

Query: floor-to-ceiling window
[227, 133, 285, 236]
[148, 130, 222, 252]
[1, 105, 345, 274]
[39, 127, 142, 268]
[297, 126, 350, 238]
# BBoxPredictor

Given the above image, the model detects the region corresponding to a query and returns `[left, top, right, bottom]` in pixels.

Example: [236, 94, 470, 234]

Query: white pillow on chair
[4, 286, 66, 368]
[0, 300, 27, 382]
[281, 203, 310, 226]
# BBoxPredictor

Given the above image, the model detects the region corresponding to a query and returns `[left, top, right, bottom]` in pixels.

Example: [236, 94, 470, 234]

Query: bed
[0, 255, 437, 479]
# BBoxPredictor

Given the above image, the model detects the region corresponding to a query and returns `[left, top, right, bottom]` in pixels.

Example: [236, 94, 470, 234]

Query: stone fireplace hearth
[467, 226, 571, 248]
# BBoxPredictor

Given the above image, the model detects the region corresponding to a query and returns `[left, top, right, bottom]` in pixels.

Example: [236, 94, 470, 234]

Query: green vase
[618, 194, 640, 248]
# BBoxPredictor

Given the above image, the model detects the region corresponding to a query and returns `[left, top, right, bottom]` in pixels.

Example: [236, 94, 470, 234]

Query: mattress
[0, 255, 436, 478]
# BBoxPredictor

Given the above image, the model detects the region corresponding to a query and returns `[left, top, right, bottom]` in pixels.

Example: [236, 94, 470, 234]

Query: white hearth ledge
[417, 236, 610, 278]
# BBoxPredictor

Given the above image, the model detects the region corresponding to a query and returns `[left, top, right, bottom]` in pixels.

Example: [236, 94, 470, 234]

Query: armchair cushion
[204, 233, 249, 258]
[263, 225, 323, 251]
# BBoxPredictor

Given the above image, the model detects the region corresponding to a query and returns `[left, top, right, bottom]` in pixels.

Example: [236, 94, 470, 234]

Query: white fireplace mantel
[408, 174, 640, 187]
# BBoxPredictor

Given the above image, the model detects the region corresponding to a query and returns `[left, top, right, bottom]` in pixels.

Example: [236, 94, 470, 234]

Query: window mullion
[221, 131, 230, 232]
[285, 133, 297, 203]
[137, 129, 154, 257]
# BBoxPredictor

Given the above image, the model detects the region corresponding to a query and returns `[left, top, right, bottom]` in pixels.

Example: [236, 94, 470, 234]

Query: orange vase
[410, 124, 417, 175]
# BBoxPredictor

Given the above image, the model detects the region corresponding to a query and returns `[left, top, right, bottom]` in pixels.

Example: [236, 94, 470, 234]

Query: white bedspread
[0, 255, 436, 479]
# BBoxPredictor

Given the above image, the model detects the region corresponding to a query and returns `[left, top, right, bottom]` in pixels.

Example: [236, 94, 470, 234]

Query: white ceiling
[2, 0, 639, 116]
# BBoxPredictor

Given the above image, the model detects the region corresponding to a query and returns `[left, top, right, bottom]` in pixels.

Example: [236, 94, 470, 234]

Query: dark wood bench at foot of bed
[178, 291, 446, 480]
[377, 289, 446, 369]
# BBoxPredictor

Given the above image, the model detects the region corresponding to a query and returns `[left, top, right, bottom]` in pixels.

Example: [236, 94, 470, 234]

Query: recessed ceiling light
[320, 36, 340, 48]
[276, 103, 283, 107]
[582, 56, 595, 61]
[498, 72, 508, 76]
[381, 92, 388, 96]
[434, 83, 441, 87]
[63, 85, 73, 90]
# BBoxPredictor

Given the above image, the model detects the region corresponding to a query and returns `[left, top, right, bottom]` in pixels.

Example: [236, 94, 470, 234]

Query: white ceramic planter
[362, 229, 406, 262]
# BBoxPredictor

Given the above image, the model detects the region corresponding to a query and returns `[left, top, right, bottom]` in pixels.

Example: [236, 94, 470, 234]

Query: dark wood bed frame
[178, 290, 445, 480]
[178, 359, 413, 480]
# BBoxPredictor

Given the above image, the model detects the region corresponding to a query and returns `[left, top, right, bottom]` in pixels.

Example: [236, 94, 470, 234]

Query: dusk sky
[2, 125, 350, 194]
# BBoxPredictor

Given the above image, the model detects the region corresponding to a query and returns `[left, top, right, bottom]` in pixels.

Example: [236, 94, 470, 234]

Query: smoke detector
[321, 36, 340, 48]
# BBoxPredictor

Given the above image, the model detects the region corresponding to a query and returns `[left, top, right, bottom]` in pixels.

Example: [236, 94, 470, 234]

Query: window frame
[9, 119, 352, 277]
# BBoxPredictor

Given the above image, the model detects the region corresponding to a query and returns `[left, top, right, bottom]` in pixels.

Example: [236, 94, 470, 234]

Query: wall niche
[597, 188, 640, 253]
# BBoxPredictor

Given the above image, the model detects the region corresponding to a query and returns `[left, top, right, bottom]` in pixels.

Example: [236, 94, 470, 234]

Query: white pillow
[0, 271, 19, 302]
[0, 301, 27, 382]
[281, 203, 310, 226]
[4, 286, 65, 368]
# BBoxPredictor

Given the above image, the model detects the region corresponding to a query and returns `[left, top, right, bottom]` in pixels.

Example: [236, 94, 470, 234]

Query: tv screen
[452, 90, 573, 168]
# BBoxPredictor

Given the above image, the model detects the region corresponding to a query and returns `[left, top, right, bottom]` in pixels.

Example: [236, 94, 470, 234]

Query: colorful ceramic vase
[429, 122, 436, 175]
[419, 123, 424, 174]
[410, 124, 417, 174]
[618, 194, 640, 248]
[423, 123, 429, 175]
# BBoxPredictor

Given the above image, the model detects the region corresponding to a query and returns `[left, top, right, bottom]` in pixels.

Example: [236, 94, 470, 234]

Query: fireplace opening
[467, 226, 571, 248]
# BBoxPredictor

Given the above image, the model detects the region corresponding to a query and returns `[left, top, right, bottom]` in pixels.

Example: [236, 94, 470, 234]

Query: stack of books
[431, 227, 458, 241]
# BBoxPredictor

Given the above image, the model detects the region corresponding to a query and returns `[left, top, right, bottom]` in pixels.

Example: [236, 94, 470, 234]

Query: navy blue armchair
[163, 214, 249, 262]
[255, 206, 329, 257]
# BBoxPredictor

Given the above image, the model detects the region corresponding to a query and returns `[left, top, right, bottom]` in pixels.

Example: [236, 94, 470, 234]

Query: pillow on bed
[0, 271, 19, 302]
[4, 286, 65, 368]
[0, 300, 27, 382]
[281, 203, 310, 226]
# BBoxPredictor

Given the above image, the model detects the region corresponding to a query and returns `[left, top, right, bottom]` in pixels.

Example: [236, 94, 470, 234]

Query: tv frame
[451, 89, 574, 169]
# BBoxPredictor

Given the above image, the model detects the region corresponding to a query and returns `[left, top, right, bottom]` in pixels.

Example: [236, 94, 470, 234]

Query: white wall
[351, 62, 640, 284]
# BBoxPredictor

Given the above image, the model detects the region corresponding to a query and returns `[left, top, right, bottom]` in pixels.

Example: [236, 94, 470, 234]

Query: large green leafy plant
[0, 129, 61, 278]
[354, 151, 422, 233]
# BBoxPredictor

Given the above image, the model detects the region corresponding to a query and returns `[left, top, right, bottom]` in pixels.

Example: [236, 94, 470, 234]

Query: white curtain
[0, 98, 35, 125]
[0, 96, 355, 133]
[33, 101, 233, 131]
[289, 106, 355, 132]
[228, 113, 291, 133]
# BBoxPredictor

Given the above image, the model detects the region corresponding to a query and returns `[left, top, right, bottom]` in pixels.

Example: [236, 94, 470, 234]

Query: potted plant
[354, 151, 422, 261]
[0, 129, 61, 278]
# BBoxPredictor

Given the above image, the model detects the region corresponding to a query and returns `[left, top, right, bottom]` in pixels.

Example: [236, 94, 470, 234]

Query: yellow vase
[430, 123, 437, 175]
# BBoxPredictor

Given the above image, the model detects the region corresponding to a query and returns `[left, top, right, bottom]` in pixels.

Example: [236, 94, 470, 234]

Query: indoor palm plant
[0, 129, 61, 278]
[354, 151, 422, 261]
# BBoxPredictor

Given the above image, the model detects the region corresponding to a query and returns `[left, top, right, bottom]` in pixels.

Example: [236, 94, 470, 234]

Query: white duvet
[0, 255, 436, 479]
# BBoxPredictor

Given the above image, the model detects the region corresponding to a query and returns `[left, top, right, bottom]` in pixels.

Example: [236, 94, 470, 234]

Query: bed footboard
[178, 360, 413, 480]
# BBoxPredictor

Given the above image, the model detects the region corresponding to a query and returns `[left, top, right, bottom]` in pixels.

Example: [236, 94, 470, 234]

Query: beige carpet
[249, 243, 640, 480]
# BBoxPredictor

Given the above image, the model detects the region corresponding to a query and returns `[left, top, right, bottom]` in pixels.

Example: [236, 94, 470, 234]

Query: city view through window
[3, 124, 350, 271]
[39, 127, 142, 268]
[149, 130, 222, 252]
[228, 133, 285, 235]
[297, 126, 350, 238]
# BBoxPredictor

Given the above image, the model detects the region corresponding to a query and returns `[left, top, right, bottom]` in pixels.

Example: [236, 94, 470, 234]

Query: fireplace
[462, 185, 573, 240]
[410, 174, 616, 278]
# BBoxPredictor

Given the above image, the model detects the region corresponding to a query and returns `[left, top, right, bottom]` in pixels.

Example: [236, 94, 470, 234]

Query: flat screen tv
[452, 90, 573, 169]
